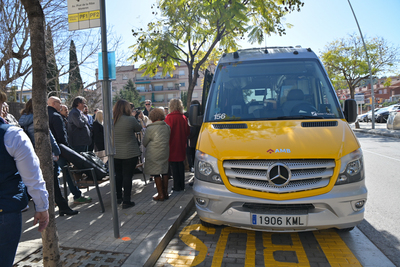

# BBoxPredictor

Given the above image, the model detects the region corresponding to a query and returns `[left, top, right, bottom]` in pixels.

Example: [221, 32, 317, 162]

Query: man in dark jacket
[143, 99, 154, 117]
[68, 96, 92, 153]
[48, 96, 91, 204]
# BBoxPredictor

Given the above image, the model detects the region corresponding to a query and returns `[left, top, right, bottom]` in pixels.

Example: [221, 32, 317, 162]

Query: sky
[99, 0, 399, 79]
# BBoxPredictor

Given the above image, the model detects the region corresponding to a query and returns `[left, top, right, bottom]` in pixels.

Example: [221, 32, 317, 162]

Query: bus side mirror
[344, 99, 357, 123]
[189, 104, 203, 126]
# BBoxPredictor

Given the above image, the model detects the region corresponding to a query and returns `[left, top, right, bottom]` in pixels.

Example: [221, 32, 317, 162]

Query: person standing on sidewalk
[142, 108, 170, 201]
[68, 96, 91, 153]
[60, 104, 69, 128]
[165, 99, 190, 192]
[143, 100, 154, 117]
[113, 100, 142, 209]
[48, 96, 91, 204]
[0, 91, 49, 266]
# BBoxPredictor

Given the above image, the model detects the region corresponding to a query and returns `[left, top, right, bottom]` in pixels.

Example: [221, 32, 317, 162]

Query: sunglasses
[145, 104, 150, 106]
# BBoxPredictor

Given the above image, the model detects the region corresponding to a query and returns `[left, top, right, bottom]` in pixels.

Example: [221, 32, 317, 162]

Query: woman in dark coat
[165, 99, 190, 191]
[92, 110, 104, 151]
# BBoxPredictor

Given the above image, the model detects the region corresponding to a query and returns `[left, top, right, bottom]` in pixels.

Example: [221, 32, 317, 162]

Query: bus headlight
[336, 148, 364, 185]
[195, 150, 223, 184]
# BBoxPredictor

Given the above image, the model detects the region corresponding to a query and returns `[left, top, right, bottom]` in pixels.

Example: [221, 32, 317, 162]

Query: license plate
[251, 214, 308, 227]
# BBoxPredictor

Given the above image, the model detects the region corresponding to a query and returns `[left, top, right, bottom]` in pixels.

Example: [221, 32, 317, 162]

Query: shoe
[59, 209, 79, 216]
[74, 196, 92, 204]
[117, 198, 123, 204]
[21, 205, 29, 212]
[122, 201, 135, 209]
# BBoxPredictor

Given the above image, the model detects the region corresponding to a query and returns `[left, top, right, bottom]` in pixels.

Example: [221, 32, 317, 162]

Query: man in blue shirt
[0, 91, 49, 266]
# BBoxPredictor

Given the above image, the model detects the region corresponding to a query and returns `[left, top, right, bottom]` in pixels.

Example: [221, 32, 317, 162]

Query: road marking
[165, 225, 362, 266]
[262, 232, 309, 266]
[212, 227, 256, 267]
[363, 149, 400, 162]
[313, 230, 362, 267]
[167, 224, 215, 267]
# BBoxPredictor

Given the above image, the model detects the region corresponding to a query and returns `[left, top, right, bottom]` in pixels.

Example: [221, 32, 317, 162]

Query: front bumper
[193, 178, 367, 232]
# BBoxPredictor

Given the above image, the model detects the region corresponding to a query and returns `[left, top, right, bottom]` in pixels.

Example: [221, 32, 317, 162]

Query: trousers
[114, 157, 138, 202]
[0, 211, 22, 266]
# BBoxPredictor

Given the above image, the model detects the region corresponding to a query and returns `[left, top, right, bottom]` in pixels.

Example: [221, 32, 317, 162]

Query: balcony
[135, 74, 180, 82]
[137, 84, 180, 94]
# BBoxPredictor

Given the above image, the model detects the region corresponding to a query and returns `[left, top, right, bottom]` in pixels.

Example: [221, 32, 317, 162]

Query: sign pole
[347, 0, 375, 129]
[100, 0, 119, 238]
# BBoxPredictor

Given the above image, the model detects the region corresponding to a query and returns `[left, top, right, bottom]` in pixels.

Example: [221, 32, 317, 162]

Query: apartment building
[96, 64, 213, 108]
[336, 76, 400, 105]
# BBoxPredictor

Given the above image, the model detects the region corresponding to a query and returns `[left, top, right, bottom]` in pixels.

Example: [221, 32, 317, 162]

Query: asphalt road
[355, 131, 400, 266]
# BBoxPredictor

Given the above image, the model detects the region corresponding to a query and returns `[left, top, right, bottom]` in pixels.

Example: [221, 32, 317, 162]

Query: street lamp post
[347, 0, 375, 129]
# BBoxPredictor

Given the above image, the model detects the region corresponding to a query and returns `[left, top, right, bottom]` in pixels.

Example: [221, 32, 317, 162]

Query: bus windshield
[205, 59, 343, 122]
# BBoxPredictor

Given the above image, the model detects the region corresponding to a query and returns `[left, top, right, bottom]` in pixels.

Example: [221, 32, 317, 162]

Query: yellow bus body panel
[197, 119, 360, 201]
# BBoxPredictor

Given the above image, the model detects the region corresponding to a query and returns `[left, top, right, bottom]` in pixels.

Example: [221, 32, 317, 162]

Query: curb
[121, 185, 195, 267]
[352, 128, 400, 139]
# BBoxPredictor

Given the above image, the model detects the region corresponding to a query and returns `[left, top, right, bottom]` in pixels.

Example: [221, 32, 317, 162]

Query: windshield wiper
[275, 115, 325, 120]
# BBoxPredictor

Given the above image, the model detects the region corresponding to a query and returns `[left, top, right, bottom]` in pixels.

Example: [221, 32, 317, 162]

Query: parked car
[375, 105, 400, 123]
[387, 109, 400, 129]
[357, 113, 368, 122]
[366, 108, 380, 122]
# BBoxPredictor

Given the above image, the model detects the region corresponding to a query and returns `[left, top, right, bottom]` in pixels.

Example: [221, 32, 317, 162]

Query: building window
[179, 70, 185, 76]
[168, 93, 174, 100]
[112, 86, 117, 92]
[193, 92, 198, 98]
[179, 82, 185, 87]
[154, 94, 164, 102]
[136, 73, 146, 81]
[155, 72, 162, 79]
[137, 86, 145, 92]
[123, 75, 128, 80]
[379, 90, 382, 94]
[154, 83, 163, 91]
[384, 89, 387, 94]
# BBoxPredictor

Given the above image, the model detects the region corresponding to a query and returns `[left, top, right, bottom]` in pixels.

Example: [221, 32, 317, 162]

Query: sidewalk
[14, 172, 195, 267]
[351, 121, 400, 139]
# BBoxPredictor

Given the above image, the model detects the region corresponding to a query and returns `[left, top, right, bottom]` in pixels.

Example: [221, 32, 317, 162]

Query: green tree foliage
[383, 77, 392, 87]
[321, 34, 399, 99]
[113, 79, 141, 106]
[180, 90, 188, 110]
[68, 40, 83, 94]
[45, 25, 59, 97]
[129, 0, 304, 108]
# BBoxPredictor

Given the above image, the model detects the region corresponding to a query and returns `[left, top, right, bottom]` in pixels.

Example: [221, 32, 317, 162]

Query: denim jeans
[57, 156, 82, 200]
[0, 211, 22, 266]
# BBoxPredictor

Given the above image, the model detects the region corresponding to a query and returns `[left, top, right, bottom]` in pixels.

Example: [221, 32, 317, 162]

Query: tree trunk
[20, 0, 61, 266]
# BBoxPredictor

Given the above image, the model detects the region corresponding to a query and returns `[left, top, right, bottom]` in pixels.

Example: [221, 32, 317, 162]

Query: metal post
[347, 0, 375, 129]
[100, 0, 119, 238]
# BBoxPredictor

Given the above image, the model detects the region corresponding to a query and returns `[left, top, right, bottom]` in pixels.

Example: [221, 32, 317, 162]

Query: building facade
[96, 64, 214, 109]
[336, 76, 400, 108]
